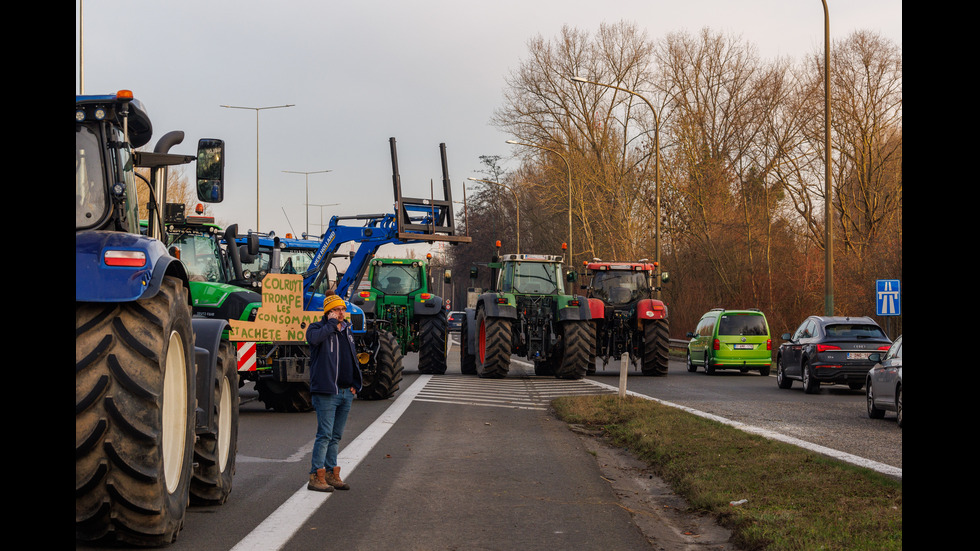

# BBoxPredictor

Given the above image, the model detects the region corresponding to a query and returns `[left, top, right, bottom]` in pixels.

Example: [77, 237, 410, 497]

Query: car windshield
[717, 314, 768, 336]
[824, 323, 887, 339]
[373, 264, 422, 295]
[591, 271, 650, 304]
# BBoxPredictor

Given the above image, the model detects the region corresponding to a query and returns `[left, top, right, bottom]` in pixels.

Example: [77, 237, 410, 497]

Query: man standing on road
[306, 292, 362, 492]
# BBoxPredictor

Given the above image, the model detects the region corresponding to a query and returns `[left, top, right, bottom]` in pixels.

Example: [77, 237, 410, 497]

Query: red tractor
[584, 261, 669, 376]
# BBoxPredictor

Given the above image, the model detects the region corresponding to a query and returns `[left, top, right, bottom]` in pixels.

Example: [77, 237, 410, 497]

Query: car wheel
[801, 360, 820, 394]
[686, 352, 697, 373]
[895, 385, 902, 428]
[776, 358, 792, 389]
[866, 379, 885, 419]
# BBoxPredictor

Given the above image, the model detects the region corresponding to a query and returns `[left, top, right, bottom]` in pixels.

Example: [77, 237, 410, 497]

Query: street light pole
[822, 0, 834, 316]
[220, 103, 294, 232]
[283, 169, 332, 237]
[468, 177, 520, 254]
[309, 203, 341, 237]
[570, 76, 663, 298]
[505, 140, 572, 262]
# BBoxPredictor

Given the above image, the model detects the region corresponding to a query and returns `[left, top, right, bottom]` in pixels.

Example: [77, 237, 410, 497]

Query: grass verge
[552, 394, 901, 550]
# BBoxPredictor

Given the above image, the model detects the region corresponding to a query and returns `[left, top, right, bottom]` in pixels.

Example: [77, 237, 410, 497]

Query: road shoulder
[568, 424, 742, 550]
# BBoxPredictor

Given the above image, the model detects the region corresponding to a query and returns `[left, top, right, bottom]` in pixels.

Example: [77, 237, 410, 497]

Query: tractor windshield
[591, 270, 650, 305]
[373, 264, 423, 295]
[501, 261, 562, 295]
[280, 249, 314, 274]
[76, 124, 108, 230]
[170, 234, 228, 283]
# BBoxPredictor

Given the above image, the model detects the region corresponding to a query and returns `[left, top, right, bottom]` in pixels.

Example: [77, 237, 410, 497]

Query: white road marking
[235, 356, 899, 550]
[582, 378, 902, 479]
[231, 375, 431, 551]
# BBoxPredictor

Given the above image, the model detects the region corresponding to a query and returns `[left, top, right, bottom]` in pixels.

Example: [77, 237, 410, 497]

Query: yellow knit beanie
[322, 293, 346, 313]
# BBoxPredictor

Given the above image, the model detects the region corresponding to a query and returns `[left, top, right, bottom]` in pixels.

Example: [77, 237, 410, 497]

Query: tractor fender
[190, 317, 229, 435]
[463, 308, 477, 355]
[557, 295, 593, 322]
[587, 297, 605, 320]
[147, 254, 191, 302]
[76, 231, 190, 303]
[477, 293, 517, 319]
[414, 294, 444, 316]
[636, 298, 668, 320]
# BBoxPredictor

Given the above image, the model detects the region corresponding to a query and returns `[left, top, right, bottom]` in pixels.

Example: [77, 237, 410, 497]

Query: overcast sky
[76, 0, 901, 246]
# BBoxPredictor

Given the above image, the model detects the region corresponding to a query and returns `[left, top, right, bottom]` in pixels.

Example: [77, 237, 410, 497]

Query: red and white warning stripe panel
[237, 341, 257, 371]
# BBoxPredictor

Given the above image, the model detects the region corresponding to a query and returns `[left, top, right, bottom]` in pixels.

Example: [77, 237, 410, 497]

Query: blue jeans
[310, 389, 354, 474]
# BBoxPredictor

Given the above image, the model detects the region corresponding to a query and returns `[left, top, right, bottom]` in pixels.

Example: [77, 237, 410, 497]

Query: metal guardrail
[668, 338, 689, 351]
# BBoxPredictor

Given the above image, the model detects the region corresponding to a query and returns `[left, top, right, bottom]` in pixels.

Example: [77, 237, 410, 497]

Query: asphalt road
[78, 337, 901, 550]
[587, 354, 903, 472]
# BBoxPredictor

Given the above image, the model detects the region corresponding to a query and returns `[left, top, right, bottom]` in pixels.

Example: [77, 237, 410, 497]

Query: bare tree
[494, 21, 659, 264]
[135, 165, 209, 224]
[655, 28, 792, 308]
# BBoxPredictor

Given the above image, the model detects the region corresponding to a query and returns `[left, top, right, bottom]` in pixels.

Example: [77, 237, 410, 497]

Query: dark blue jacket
[306, 317, 363, 394]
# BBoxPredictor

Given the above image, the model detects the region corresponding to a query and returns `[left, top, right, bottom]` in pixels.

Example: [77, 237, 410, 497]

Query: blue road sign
[876, 280, 901, 316]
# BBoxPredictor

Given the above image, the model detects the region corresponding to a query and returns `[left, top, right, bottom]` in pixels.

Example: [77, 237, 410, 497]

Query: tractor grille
[350, 312, 365, 331]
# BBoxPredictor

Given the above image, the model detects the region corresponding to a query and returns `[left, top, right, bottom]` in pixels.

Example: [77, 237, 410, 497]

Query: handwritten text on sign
[227, 273, 322, 342]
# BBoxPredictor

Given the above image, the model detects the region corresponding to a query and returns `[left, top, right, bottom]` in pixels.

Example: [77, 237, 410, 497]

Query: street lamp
[569, 76, 664, 298]
[283, 169, 332, 236]
[220, 103, 295, 232]
[505, 140, 572, 262]
[309, 203, 341, 237]
[822, 0, 834, 316]
[468, 177, 520, 254]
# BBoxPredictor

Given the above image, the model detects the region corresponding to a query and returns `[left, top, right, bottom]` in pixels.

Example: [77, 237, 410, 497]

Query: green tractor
[351, 257, 449, 374]
[161, 205, 262, 328]
[459, 248, 596, 378]
[160, 207, 262, 499]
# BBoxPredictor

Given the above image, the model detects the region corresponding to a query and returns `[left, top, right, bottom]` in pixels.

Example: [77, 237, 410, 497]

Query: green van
[686, 308, 772, 375]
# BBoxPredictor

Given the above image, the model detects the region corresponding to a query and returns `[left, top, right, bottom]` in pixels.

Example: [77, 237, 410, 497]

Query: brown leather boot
[308, 468, 334, 492]
[326, 466, 350, 490]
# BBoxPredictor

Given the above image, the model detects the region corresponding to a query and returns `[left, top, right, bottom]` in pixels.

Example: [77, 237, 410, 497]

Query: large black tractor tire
[190, 341, 239, 505]
[640, 319, 670, 376]
[417, 312, 448, 374]
[255, 380, 313, 412]
[586, 321, 598, 376]
[459, 314, 477, 375]
[358, 330, 404, 400]
[76, 276, 197, 547]
[551, 320, 593, 379]
[476, 308, 511, 378]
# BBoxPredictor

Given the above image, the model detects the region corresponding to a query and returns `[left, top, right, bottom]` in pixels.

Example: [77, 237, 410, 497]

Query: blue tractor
[225, 231, 366, 411]
[76, 91, 235, 546]
[225, 138, 469, 409]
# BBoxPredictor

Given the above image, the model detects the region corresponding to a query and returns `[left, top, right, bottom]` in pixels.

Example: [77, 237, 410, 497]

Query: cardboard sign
[227, 273, 323, 343]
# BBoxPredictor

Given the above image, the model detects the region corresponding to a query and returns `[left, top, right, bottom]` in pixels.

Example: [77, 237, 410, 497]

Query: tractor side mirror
[196, 138, 225, 203]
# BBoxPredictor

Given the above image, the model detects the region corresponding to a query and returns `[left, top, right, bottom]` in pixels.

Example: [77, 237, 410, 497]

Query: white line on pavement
[582, 378, 902, 479]
[230, 375, 432, 551]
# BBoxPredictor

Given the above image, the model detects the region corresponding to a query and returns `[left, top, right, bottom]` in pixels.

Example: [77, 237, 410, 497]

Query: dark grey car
[776, 316, 892, 394]
[447, 311, 464, 332]
[867, 335, 902, 427]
